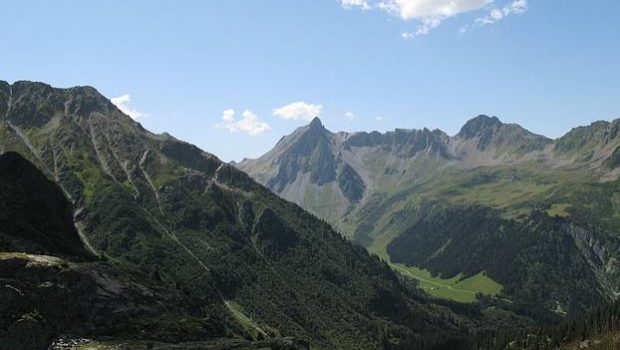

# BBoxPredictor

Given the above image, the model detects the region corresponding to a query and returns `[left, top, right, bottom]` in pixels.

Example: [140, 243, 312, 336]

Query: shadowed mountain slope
[0, 152, 92, 258]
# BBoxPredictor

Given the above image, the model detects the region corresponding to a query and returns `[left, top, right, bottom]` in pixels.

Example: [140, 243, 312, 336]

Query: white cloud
[344, 111, 356, 120]
[378, 0, 490, 20]
[474, 0, 527, 26]
[378, 0, 491, 35]
[341, 0, 370, 10]
[376, 116, 384, 122]
[273, 101, 323, 121]
[341, 0, 527, 36]
[111, 94, 147, 120]
[401, 31, 414, 39]
[216, 109, 271, 136]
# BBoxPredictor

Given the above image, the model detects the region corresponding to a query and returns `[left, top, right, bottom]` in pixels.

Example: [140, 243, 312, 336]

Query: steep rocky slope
[0, 80, 465, 349]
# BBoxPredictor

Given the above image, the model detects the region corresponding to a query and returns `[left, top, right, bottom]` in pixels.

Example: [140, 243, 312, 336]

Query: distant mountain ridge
[237, 113, 620, 317]
[238, 114, 620, 225]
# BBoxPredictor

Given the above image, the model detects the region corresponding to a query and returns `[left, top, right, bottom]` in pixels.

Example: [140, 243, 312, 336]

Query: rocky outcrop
[343, 127, 451, 159]
[338, 163, 365, 203]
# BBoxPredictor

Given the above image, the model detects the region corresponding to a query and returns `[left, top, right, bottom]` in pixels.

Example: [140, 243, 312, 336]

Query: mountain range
[237, 115, 620, 317]
[2, 79, 620, 349]
[238, 115, 620, 228]
[0, 80, 477, 349]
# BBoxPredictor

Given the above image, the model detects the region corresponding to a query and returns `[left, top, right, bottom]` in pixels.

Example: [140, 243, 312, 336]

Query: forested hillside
[0, 152, 284, 350]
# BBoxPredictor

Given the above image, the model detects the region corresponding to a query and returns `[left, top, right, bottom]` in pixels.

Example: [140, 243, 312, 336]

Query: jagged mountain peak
[457, 115, 503, 139]
[288, 117, 331, 145]
[4, 80, 106, 103]
[341, 126, 451, 160]
[297, 116, 330, 141]
[271, 117, 331, 151]
[0, 80, 131, 128]
[5, 79, 100, 94]
[308, 116, 323, 129]
[455, 114, 551, 153]
[554, 118, 620, 154]
[265, 118, 337, 191]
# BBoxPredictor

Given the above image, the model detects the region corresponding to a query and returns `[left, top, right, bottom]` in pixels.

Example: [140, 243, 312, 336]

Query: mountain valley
[1, 80, 619, 350]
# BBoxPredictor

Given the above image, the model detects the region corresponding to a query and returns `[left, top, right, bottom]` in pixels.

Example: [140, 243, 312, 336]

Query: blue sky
[2, 1, 619, 161]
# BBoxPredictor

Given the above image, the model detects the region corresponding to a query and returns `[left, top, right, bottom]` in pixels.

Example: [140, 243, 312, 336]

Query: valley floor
[392, 263, 503, 303]
[367, 232, 503, 303]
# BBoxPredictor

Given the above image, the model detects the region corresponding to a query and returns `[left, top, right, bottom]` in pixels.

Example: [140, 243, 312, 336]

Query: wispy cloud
[341, 0, 370, 10]
[344, 111, 356, 120]
[216, 109, 271, 136]
[341, 0, 527, 37]
[474, 0, 527, 26]
[273, 101, 323, 121]
[401, 31, 414, 39]
[111, 94, 147, 120]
